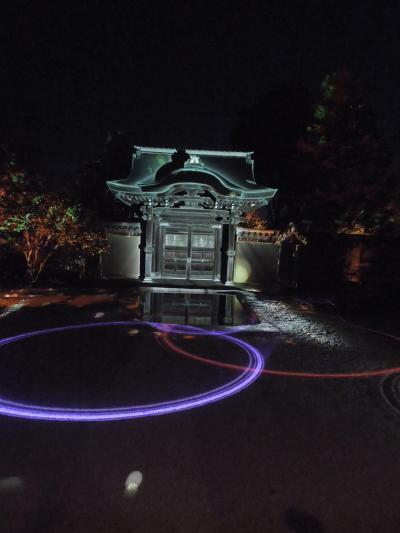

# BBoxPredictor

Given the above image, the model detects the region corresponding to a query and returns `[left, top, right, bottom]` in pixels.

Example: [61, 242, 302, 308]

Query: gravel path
[241, 291, 400, 375]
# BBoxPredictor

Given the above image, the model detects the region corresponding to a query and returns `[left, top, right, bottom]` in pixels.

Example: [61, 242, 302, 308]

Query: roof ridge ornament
[189, 154, 200, 165]
[154, 148, 189, 181]
[171, 147, 190, 165]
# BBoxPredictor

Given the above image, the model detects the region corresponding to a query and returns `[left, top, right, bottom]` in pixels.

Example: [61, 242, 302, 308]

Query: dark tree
[0, 140, 46, 179]
[297, 69, 393, 232]
[231, 83, 312, 226]
[73, 131, 133, 221]
[102, 131, 133, 180]
[231, 83, 312, 185]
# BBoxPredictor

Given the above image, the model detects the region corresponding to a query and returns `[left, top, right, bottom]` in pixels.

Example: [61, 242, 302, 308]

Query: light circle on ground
[0, 322, 264, 422]
[161, 333, 400, 380]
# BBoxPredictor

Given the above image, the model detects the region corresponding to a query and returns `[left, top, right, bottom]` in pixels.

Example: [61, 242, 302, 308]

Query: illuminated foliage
[321, 77, 335, 98]
[314, 105, 327, 121]
[241, 211, 268, 230]
[0, 168, 107, 283]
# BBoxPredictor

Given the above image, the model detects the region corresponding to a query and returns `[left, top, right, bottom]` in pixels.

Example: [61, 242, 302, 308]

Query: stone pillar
[143, 207, 154, 282]
[225, 222, 236, 285]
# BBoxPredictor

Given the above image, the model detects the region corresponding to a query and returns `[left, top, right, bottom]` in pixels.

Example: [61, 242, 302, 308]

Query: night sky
[1, 1, 399, 174]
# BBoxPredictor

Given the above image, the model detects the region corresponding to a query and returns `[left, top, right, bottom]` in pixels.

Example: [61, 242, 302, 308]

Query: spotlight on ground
[0, 476, 24, 492]
[124, 471, 143, 497]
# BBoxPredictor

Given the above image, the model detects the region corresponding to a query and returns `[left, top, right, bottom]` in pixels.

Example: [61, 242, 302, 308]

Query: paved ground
[0, 286, 399, 533]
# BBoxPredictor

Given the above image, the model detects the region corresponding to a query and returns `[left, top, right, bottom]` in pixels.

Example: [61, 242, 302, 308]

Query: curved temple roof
[107, 146, 277, 210]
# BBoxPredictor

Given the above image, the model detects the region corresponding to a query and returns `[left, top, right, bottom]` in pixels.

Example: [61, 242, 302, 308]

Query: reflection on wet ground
[0, 287, 256, 327]
[140, 288, 257, 326]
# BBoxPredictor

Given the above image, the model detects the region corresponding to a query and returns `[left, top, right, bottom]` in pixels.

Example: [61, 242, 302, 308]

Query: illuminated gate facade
[107, 147, 277, 284]
[149, 207, 224, 281]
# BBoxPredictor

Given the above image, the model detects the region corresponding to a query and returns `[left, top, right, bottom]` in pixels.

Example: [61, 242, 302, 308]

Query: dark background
[1, 1, 399, 176]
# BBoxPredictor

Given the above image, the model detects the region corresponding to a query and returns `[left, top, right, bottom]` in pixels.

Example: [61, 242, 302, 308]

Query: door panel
[162, 228, 189, 278]
[191, 233, 215, 249]
[190, 230, 216, 279]
[161, 225, 221, 280]
[165, 233, 188, 248]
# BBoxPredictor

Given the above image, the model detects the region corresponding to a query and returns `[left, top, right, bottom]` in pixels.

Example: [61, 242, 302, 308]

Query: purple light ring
[0, 321, 148, 347]
[0, 354, 262, 420]
[0, 335, 261, 414]
[0, 349, 251, 413]
[0, 332, 258, 413]
[0, 322, 264, 421]
[0, 322, 248, 347]
[0, 323, 254, 412]
[0, 361, 258, 420]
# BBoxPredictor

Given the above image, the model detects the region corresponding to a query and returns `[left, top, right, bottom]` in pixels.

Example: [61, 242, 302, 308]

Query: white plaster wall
[234, 242, 279, 285]
[101, 234, 141, 279]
